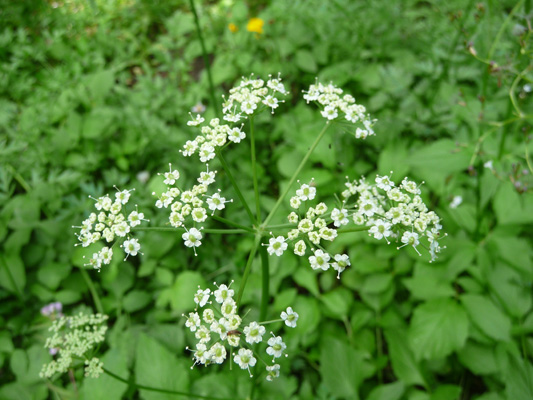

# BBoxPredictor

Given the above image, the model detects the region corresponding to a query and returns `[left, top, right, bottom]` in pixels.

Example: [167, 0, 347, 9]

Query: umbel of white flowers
[184, 282, 298, 381]
[40, 312, 108, 379]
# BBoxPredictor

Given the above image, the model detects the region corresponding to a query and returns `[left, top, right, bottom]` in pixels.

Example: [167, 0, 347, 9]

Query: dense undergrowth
[0, 0, 532, 399]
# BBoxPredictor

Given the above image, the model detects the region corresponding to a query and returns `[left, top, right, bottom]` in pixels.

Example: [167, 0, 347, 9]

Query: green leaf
[80, 349, 128, 400]
[367, 381, 405, 400]
[457, 340, 499, 375]
[487, 264, 532, 318]
[409, 298, 468, 360]
[123, 290, 152, 313]
[81, 107, 114, 139]
[85, 70, 114, 100]
[169, 271, 206, 314]
[295, 49, 317, 73]
[430, 385, 461, 400]
[362, 273, 393, 294]
[403, 263, 454, 300]
[135, 333, 189, 400]
[293, 267, 319, 296]
[320, 336, 364, 399]
[407, 140, 470, 194]
[493, 182, 533, 225]
[461, 294, 511, 342]
[0, 254, 26, 296]
[506, 354, 533, 400]
[320, 287, 353, 320]
[488, 235, 533, 277]
[384, 328, 425, 386]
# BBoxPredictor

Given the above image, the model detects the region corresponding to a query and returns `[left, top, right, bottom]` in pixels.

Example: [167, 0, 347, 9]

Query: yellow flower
[228, 23, 238, 33]
[246, 18, 264, 34]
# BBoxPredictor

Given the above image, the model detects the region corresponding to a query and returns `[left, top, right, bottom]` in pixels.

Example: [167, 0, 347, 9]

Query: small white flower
[214, 284, 234, 304]
[321, 105, 338, 120]
[266, 364, 280, 381]
[191, 207, 208, 223]
[115, 189, 133, 205]
[450, 195, 463, 209]
[281, 307, 299, 328]
[331, 208, 349, 227]
[296, 184, 316, 201]
[221, 299, 237, 317]
[123, 238, 141, 257]
[308, 249, 330, 271]
[267, 236, 288, 256]
[331, 254, 350, 278]
[206, 193, 228, 211]
[183, 228, 203, 248]
[266, 335, 286, 359]
[375, 175, 394, 191]
[369, 219, 392, 241]
[234, 348, 256, 375]
[185, 312, 201, 332]
[289, 196, 301, 209]
[243, 321, 266, 344]
[194, 288, 211, 308]
[209, 343, 227, 364]
[128, 211, 146, 227]
[294, 240, 306, 256]
[187, 114, 205, 126]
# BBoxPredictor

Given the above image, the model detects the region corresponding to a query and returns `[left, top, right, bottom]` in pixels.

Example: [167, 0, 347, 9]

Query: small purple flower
[41, 302, 63, 318]
[49, 348, 59, 356]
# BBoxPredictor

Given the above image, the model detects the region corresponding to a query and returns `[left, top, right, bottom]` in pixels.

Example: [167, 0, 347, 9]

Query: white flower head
[308, 249, 330, 271]
[296, 182, 316, 201]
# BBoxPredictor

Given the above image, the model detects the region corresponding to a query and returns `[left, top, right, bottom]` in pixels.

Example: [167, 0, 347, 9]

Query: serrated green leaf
[367, 381, 405, 400]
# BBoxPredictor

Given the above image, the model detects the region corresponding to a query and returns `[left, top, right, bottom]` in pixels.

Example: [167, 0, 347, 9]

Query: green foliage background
[0, 0, 532, 399]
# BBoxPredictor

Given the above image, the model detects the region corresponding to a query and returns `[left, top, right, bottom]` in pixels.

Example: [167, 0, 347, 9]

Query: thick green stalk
[337, 226, 371, 234]
[189, 0, 219, 117]
[236, 234, 262, 307]
[216, 150, 256, 224]
[103, 368, 239, 400]
[80, 269, 104, 314]
[259, 245, 269, 321]
[263, 123, 331, 227]
[249, 117, 262, 223]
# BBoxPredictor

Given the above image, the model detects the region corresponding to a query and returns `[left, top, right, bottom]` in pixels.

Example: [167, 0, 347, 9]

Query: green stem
[337, 226, 371, 234]
[249, 117, 262, 223]
[133, 226, 251, 235]
[265, 223, 295, 230]
[6, 163, 31, 192]
[236, 234, 262, 307]
[103, 368, 238, 400]
[263, 123, 331, 227]
[487, 0, 524, 60]
[259, 318, 283, 325]
[189, 0, 219, 117]
[211, 215, 254, 232]
[80, 269, 104, 314]
[216, 150, 256, 224]
[259, 245, 269, 321]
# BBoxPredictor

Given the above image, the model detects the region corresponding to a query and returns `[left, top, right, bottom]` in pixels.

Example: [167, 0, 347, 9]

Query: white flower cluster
[75, 188, 148, 270]
[183, 74, 287, 164]
[153, 164, 232, 255]
[184, 282, 298, 381]
[343, 173, 445, 261]
[40, 312, 109, 379]
[222, 73, 287, 121]
[303, 81, 376, 139]
[277, 181, 351, 278]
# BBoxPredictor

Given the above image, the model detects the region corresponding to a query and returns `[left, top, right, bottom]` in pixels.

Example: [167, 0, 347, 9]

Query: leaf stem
[189, 0, 218, 117]
[133, 226, 251, 235]
[263, 123, 331, 227]
[236, 234, 262, 307]
[249, 117, 262, 223]
[211, 215, 254, 232]
[103, 368, 239, 400]
[259, 245, 269, 321]
[337, 226, 371, 234]
[80, 268, 104, 314]
[216, 149, 256, 224]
